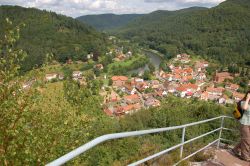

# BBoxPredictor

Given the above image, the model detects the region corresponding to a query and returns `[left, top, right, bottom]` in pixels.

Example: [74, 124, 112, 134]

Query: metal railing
[46, 115, 237, 166]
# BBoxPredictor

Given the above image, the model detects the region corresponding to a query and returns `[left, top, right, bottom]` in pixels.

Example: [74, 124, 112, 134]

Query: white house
[72, 71, 83, 79]
[45, 73, 58, 81]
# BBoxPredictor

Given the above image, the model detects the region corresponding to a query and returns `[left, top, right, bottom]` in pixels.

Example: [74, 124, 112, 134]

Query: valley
[0, 0, 249, 165]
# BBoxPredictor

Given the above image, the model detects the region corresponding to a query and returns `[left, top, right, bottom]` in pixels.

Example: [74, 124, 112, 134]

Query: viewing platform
[46, 116, 249, 166]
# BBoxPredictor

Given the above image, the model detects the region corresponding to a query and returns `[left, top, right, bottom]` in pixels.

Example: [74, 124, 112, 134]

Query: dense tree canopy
[77, 14, 143, 31]
[0, 6, 108, 71]
[115, 0, 250, 66]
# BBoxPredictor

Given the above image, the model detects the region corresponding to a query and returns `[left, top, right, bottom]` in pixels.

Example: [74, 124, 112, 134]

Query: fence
[46, 115, 237, 166]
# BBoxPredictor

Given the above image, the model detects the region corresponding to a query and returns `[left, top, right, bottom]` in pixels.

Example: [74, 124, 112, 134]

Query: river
[130, 49, 163, 75]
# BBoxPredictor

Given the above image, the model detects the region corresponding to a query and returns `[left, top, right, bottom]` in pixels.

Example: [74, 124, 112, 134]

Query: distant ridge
[114, 0, 250, 64]
[76, 14, 143, 31]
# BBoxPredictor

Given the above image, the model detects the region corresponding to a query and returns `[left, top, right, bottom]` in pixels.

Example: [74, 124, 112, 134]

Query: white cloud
[0, 0, 225, 17]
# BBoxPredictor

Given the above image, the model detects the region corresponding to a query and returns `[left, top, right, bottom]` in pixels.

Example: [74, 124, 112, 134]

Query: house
[115, 47, 123, 54]
[108, 36, 116, 40]
[165, 83, 178, 93]
[169, 64, 175, 70]
[214, 72, 233, 83]
[136, 82, 149, 92]
[195, 73, 206, 81]
[176, 53, 191, 63]
[151, 82, 164, 90]
[181, 75, 193, 83]
[200, 91, 209, 101]
[124, 94, 141, 104]
[193, 91, 202, 98]
[161, 73, 173, 82]
[155, 89, 168, 97]
[45, 73, 58, 82]
[123, 83, 137, 95]
[114, 103, 142, 115]
[126, 51, 132, 57]
[58, 74, 64, 80]
[176, 53, 190, 59]
[172, 68, 183, 75]
[113, 107, 126, 116]
[195, 61, 209, 72]
[196, 80, 206, 87]
[131, 77, 144, 86]
[142, 93, 155, 100]
[22, 79, 36, 90]
[87, 53, 93, 59]
[208, 94, 221, 101]
[149, 80, 160, 89]
[176, 83, 199, 98]
[112, 76, 128, 87]
[225, 83, 239, 92]
[145, 98, 161, 108]
[72, 71, 83, 79]
[133, 77, 144, 83]
[117, 54, 126, 61]
[78, 77, 87, 86]
[181, 58, 191, 64]
[185, 83, 199, 93]
[206, 87, 224, 96]
[219, 95, 228, 104]
[226, 99, 234, 105]
[106, 91, 119, 103]
[95, 64, 104, 70]
[232, 92, 245, 102]
[173, 74, 181, 81]
[176, 86, 187, 98]
[183, 67, 193, 76]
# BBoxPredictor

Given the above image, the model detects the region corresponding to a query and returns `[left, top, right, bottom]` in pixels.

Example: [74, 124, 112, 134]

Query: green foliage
[148, 62, 156, 73]
[0, 5, 241, 166]
[160, 61, 171, 72]
[116, 1, 250, 65]
[62, 66, 73, 80]
[77, 14, 143, 31]
[0, 6, 107, 71]
[109, 55, 149, 75]
[78, 96, 235, 165]
[143, 70, 151, 80]
[0, 18, 38, 165]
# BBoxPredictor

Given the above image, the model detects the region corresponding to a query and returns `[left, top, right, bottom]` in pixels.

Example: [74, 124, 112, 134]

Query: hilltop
[76, 13, 143, 31]
[114, 0, 250, 65]
[0, 6, 107, 71]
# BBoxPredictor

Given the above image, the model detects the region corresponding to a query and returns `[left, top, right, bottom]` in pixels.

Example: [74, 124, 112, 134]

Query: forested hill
[0, 6, 107, 71]
[116, 0, 250, 65]
[76, 14, 143, 31]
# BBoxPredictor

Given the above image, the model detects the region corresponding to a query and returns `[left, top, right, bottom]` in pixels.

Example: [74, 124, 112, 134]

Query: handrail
[46, 115, 236, 166]
[128, 128, 221, 166]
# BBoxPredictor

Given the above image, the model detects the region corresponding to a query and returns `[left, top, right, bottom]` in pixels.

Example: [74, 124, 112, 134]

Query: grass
[107, 55, 148, 73]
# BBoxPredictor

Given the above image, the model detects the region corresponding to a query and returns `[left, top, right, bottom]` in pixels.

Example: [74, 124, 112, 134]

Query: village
[102, 53, 248, 117]
[21, 45, 249, 118]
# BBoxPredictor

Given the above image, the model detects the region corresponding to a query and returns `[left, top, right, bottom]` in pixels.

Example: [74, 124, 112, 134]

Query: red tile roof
[207, 87, 224, 93]
[216, 72, 231, 77]
[233, 92, 245, 99]
[176, 83, 198, 92]
[124, 94, 140, 100]
[112, 76, 128, 81]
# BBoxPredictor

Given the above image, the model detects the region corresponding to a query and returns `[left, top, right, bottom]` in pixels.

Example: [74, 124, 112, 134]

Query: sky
[0, 0, 226, 18]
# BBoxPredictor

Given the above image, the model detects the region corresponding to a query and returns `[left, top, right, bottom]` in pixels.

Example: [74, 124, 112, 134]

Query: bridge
[46, 116, 249, 166]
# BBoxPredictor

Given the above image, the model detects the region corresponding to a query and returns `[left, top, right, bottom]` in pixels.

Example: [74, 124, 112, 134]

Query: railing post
[180, 127, 186, 159]
[217, 116, 224, 149]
